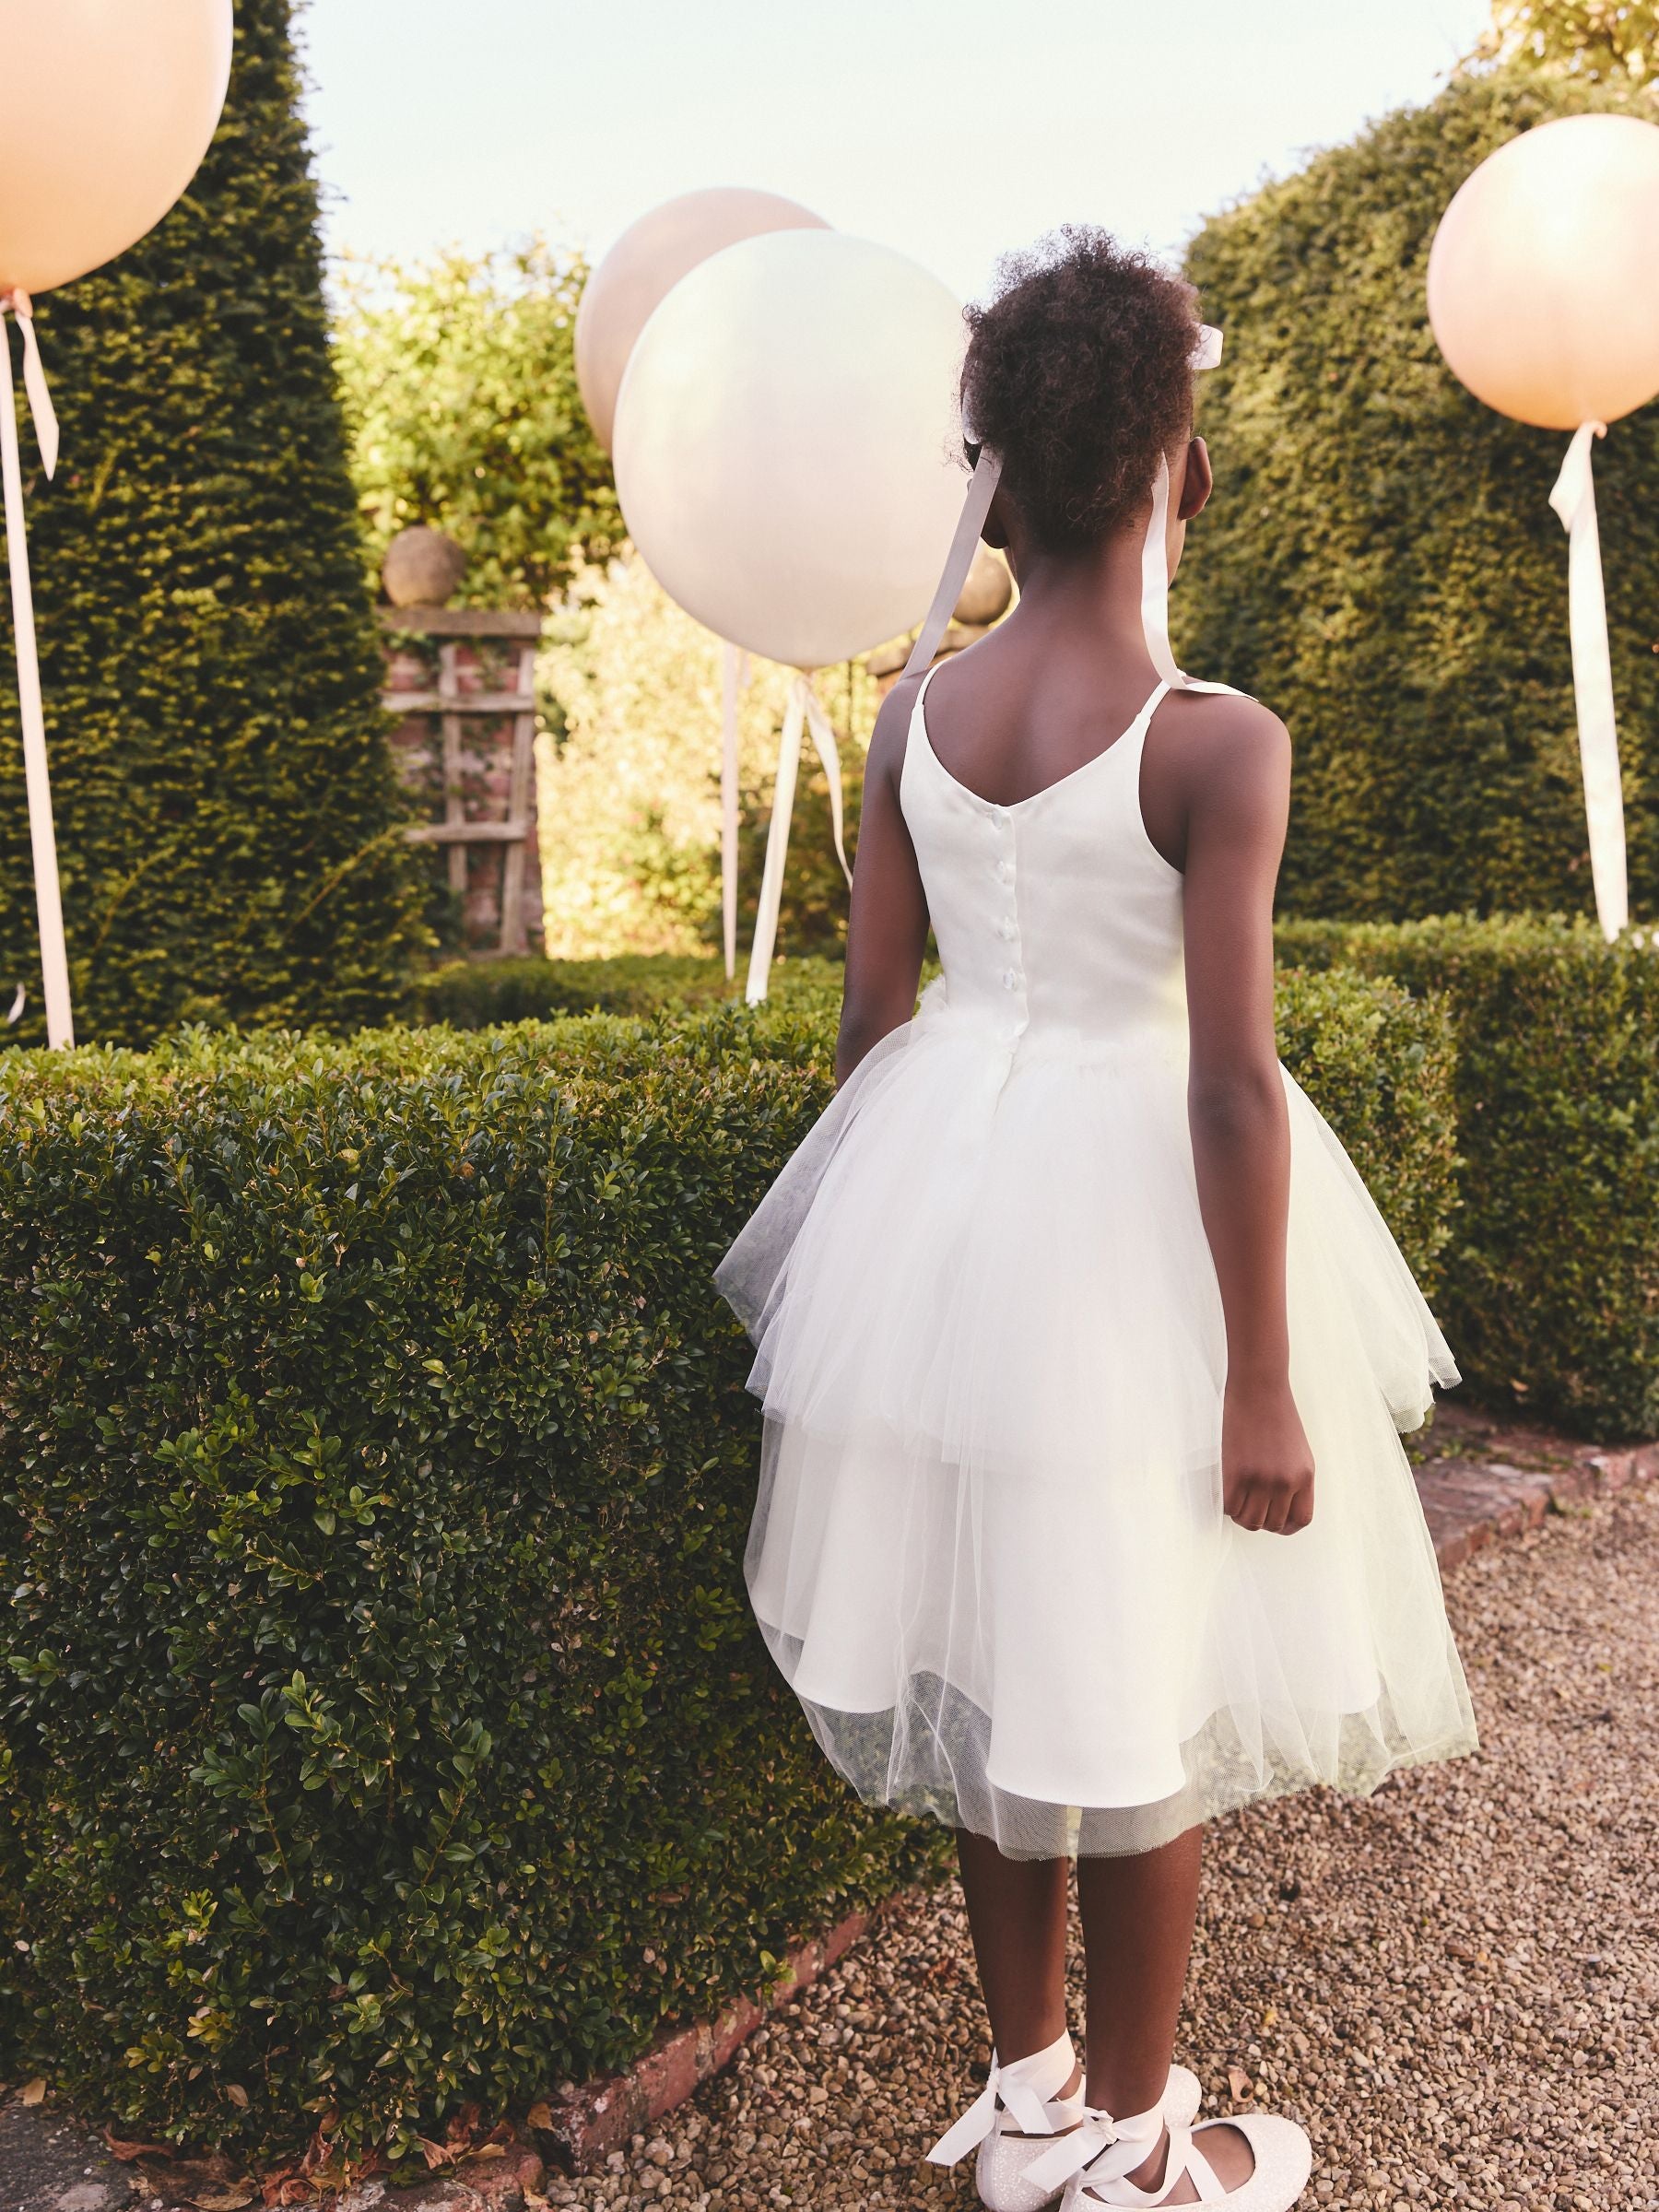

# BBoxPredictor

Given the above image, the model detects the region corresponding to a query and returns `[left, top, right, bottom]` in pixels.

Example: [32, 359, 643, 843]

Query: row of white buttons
[989, 821, 1025, 1024]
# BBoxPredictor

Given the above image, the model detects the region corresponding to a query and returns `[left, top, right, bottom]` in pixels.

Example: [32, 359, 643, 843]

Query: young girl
[716, 229, 1476, 2212]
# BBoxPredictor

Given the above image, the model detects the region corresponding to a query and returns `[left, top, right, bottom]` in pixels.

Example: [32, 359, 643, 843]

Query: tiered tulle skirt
[716, 1002, 1477, 1858]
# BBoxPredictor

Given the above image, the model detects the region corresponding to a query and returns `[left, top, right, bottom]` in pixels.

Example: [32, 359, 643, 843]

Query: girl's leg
[1077, 1827, 1253, 2198]
[955, 1829, 1076, 2082]
[1075, 1826, 1202, 2117]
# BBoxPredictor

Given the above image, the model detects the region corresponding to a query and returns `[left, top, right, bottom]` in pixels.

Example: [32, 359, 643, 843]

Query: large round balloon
[614, 230, 965, 670]
[576, 187, 828, 453]
[0, 0, 232, 299]
[1428, 113, 1659, 430]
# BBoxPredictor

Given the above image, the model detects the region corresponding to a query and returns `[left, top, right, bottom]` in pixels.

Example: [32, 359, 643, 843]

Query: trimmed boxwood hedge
[411, 954, 848, 1030]
[0, 0, 423, 1047]
[0, 964, 1451, 2158]
[1277, 915, 1659, 1439]
[1180, 65, 1659, 925]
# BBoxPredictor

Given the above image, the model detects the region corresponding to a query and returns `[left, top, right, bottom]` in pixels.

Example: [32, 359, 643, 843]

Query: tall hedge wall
[0, 965, 1451, 2159]
[0, 0, 423, 1048]
[1179, 66, 1659, 924]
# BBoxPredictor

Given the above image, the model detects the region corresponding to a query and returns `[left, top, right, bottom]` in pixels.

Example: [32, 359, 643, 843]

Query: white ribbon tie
[925, 2033, 1078, 2168]
[743, 670, 853, 1005]
[1, 288, 73, 1048]
[1548, 419, 1627, 943]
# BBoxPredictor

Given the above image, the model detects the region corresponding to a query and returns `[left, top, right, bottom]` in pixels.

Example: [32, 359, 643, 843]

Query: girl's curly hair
[959, 229, 1201, 553]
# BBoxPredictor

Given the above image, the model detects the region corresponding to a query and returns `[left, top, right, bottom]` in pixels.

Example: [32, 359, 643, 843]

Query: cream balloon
[1428, 113, 1659, 430]
[0, 0, 233, 298]
[576, 188, 828, 454]
[613, 230, 966, 670]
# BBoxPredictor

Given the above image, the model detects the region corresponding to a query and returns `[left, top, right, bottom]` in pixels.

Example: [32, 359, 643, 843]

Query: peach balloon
[613, 229, 966, 672]
[1428, 113, 1659, 430]
[0, 0, 233, 299]
[576, 187, 828, 453]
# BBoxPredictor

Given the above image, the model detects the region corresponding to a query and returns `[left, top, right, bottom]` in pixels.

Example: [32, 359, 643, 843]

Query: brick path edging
[546, 1408, 1658, 2175]
[1413, 1414, 1659, 1570]
[544, 1909, 872, 2172]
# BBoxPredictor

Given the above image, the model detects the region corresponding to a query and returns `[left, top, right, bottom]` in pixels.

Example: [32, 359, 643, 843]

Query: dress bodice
[900, 666, 1187, 1058]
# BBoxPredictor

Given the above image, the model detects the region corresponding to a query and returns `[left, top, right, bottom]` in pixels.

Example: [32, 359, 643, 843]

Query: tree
[0, 0, 425, 1045]
[334, 242, 620, 609]
[1479, 0, 1659, 81]
[1177, 65, 1659, 924]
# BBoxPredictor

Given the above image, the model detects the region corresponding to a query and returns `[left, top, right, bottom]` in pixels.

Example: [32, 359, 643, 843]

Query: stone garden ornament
[613, 229, 966, 1001]
[0, 0, 233, 1047]
[577, 188, 829, 984]
[1429, 112, 1659, 944]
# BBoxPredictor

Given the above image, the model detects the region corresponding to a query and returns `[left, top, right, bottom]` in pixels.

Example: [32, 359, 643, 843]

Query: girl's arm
[834, 677, 930, 1087]
[1168, 694, 1314, 1536]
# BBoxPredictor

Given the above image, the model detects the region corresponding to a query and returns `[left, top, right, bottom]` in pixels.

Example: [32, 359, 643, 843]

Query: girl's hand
[1221, 1374, 1315, 1535]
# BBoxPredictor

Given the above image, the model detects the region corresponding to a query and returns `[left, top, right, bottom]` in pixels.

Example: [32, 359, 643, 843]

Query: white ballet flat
[1022, 2098, 1312, 2211]
[925, 2032, 1205, 2212]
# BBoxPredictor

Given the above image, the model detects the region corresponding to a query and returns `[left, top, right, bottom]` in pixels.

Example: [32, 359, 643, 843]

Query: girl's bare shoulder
[1151, 687, 1289, 798]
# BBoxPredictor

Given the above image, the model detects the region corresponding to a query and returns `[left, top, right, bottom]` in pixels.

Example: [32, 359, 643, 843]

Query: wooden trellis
[380, 606, 545, 958]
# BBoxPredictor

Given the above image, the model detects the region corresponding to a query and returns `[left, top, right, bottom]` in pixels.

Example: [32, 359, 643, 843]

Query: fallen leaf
[224, 2085, 251, 2111]
[417, 2138, 453, 2171]
[104, 2130, 175, 2163]
[19, 2079, 46, 2108]
[524, 2102, 554, 2133]
[1227, 2065, 1253, 2101]
[182, 2186, 257, 2211]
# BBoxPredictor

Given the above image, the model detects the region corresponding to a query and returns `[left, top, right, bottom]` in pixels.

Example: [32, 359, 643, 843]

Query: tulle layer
[716, 1006, 1477, 1857]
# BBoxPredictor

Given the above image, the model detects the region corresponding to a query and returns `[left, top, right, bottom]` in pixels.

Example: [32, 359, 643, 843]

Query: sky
[298, 0, 1494, 302]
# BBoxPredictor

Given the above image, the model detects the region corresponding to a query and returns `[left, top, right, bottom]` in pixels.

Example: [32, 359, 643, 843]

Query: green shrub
[412, 953, 846, 1029]
[0, 0, 424, 1048]
[1274, 964, 1458, 1295]
[1277, 914, 1659, 1438]
[0, 1007, 928, 2159]
[0, 963, 1452, 2155]
[1179, 65, 1659, 924]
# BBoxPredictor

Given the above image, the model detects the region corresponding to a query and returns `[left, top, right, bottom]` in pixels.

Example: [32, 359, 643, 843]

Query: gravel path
[547, 1486, 1659, 2212]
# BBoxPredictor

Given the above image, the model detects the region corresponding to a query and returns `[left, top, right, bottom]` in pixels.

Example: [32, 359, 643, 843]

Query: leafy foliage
[0, 959, 1448, 2156]
[1179, 65, 1659, 924]
[0, 0, 424, 1048]
[1481, 0, 1659, 80]
[0, 1006, 933, 2159]
[1273, 962, 1459, 1298]
[335, 243, 620, 608]
[536, 557, 873, 959]
[412, 951, 843, 1029]
[1278, 915, 1659, 1437]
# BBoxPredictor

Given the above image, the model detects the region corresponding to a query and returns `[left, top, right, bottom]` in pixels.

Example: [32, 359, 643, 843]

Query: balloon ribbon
[720, 639, 745, 981]
[744, 672, 852, 1005]
[0, 288, 73, 1047]
[1548, 420, 1627, 944]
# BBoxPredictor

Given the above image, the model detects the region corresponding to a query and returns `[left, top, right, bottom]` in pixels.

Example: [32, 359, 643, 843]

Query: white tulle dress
[716, 668, 1477, 1858]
